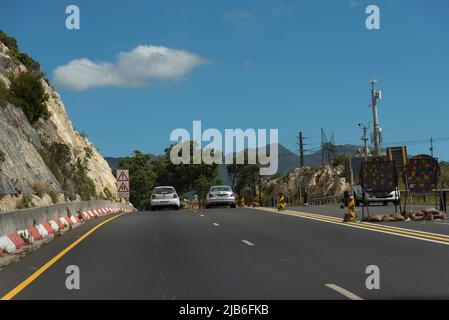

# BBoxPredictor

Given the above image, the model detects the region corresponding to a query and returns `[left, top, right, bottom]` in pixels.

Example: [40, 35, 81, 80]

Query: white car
[353, 185, 400, 206]
[150, 186, 180, 211]
[206, 185, 236, 209]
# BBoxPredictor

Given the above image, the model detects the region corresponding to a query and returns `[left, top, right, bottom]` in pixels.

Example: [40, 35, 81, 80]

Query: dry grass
[32, 181, 48, 198]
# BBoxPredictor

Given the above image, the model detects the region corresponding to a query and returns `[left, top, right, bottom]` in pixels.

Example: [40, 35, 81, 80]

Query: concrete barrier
[0, 200, 134, 236]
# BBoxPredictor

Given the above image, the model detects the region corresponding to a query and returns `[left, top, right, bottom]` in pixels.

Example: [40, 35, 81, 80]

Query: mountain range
[105, 144, 362, 185]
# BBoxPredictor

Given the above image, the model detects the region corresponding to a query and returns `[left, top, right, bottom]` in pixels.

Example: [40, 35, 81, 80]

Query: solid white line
[241, 240, 255, 246]
[280, 211, 449, 246]
[325, 284, 364, 300]
[359, 220, 449, 237]
[259, 208, 449, 247]
[213, 223, 219, 227]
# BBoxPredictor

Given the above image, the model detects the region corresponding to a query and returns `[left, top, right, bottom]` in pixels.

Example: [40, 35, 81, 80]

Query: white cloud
[52, 45, 208, 91]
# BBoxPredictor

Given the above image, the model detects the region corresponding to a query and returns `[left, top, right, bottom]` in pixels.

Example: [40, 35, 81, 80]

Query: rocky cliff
[263, 164, 350, 202]
[0, 36, 116, 212]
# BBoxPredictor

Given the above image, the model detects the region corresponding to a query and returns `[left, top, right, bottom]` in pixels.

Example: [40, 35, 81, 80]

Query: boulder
[391, 214, 405, 222]
[367, 215, 384, 222]
[411, 214, 424, 221]
[422, 207, 439, 215]
[401, 211, 412, 219]
[425, 213, 435, 221]
[434, 212, 447, 220]
[382, 215, 396, 222]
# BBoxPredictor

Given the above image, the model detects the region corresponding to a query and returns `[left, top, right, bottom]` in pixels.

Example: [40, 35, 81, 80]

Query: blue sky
[1, 0, 449, 159]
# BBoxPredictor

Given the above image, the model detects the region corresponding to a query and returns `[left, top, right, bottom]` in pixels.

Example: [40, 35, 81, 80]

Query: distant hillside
[257, 143, 362, 173]
[105, 144, 362, 186]
[105, 154, 159, 171]
[303, 144, 363, 167]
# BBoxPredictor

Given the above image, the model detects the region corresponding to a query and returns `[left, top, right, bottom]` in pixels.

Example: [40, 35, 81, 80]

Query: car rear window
[153, 187, 175, 194]
[211, 186, 232, 192]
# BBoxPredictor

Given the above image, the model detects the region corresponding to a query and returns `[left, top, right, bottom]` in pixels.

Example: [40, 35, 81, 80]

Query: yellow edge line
[1, 212, 128, 301]
[258, 207, 449, 243]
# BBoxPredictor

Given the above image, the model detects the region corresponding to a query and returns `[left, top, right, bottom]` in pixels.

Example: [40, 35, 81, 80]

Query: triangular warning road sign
[117, 171, 129, 181]
[118, 182, 129, 193]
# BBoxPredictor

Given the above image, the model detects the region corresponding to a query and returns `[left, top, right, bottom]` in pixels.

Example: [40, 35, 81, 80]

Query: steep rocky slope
[263, 164, 350, 202]
[0, 37, 116, 212]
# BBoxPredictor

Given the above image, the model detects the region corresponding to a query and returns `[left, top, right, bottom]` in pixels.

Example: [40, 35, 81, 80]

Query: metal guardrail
[309, 195, 343, 205]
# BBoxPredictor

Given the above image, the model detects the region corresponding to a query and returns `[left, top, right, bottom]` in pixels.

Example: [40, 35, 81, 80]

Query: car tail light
[151, 194, 156, 199]
[173, 194, 178, 198]
[208, 193, 213, 198]
[231, 193, 235, 197]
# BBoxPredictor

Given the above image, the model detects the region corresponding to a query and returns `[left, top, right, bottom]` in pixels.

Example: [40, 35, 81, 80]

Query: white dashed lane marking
[241, 240, 255, 246]
[325, 284, 363, 300]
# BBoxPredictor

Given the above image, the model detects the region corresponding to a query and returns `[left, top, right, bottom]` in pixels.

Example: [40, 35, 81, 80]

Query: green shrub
[32, 181, 48, 198]
[102, 187, 113, 200]
[40, 142, 71, 185]
[0, 80, 10, 108]
[40, 143, 97, 201]
[18, 194, 33, 209]
[0, 30, 18, 53]
[15, 52, 43, 78]
[48, 190, 59, 204]
[0, 30, 43, 78]
[84, 146, 93, 159]
[9, 71, 49, 124]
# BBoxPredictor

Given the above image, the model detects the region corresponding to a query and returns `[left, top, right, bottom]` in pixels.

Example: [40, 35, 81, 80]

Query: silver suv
[205, 186, 236, 209]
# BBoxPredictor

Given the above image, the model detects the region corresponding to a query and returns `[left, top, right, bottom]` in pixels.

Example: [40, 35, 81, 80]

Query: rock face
[0, 41, 116, 211]
[265, 164, 350, 200]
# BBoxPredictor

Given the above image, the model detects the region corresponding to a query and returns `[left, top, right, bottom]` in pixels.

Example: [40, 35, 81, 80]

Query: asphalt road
[2, 207, 449, 300]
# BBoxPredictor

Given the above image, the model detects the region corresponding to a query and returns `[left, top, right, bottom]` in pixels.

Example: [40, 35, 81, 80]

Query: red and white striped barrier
[0, 207, 130, 257]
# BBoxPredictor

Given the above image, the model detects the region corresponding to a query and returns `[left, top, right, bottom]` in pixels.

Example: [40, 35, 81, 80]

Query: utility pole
[370, 80, 382, 155]
[358, 122, 370, 158]
[430, 137, 434, 157]
[297, 132, 305, 168]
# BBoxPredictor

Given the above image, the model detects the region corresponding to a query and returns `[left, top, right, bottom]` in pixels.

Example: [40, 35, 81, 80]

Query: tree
[152, 141, 222, 207]
[226, 150, 261, 196]
[226, 162, 241, 191]
[0, 30, 43, 78]
[0, 30, 18, 53]
[9, 71, 49, 124]
[118, 151, 156, 210]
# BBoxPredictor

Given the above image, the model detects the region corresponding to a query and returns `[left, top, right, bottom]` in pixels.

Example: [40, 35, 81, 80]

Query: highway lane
[287, 204, 449, 236]
[202, 208, 449, 299]
[2, 207, 449, 299]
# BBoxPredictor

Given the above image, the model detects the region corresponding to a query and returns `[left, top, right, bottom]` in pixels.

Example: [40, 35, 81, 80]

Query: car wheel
[231, 204, 236, 208]
[175, 205, 180, 210]
[151, 207, 155, 211]
[383, 201, 388, 206]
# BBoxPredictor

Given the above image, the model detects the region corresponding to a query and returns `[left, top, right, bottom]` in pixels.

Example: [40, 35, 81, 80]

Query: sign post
[116, 169, 130, 199]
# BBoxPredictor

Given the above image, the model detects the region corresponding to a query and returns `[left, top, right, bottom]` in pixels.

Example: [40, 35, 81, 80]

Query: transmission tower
[321, 128, 337, 165]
